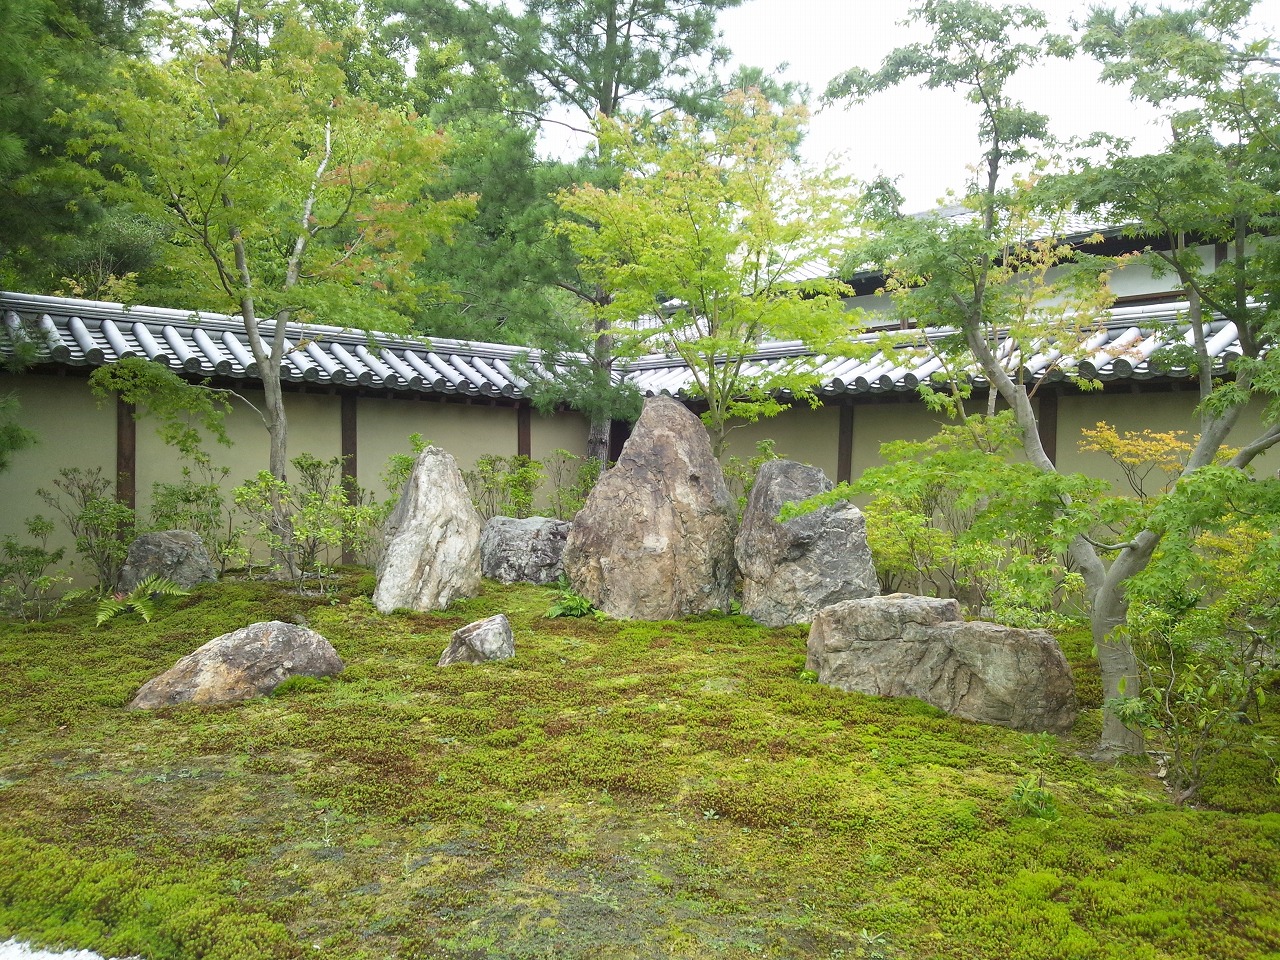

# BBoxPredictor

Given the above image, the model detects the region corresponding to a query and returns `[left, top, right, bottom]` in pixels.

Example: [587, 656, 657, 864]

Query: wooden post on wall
[116, 397, 136, 509]
[836, 403, 854, 484]
[1037, 390, 1059, 466]
[340, 393, 358, 565]
[517, 404, 532, 459]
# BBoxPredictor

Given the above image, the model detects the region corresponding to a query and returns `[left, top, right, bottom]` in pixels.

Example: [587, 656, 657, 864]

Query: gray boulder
[808, 595, 1077, 733]
[128, 620, 343, 709]
[118, 530, 217, 592]
[563, 395, 736, 619]
[373, 447, 483, 613]
[481, 516, 571, 585]
[438, 614, 514, 666]
[736, 459, 878, 626]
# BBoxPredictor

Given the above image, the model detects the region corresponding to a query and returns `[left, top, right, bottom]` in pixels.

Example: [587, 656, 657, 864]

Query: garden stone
[128, 620, 343, 709]
[481, 516, 571, 585]
[117, 530, 217, 592]
[735, 459, 878, 626]
[373, 447, 483, 613]
[808, 595, 1076, 733]
[438, 614, 514, 666]
[563, 395, 736, 619]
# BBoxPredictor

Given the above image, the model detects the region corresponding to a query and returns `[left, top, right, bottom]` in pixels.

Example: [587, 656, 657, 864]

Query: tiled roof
[1, 292, 1244, 403]
[1, 293, 534, 399]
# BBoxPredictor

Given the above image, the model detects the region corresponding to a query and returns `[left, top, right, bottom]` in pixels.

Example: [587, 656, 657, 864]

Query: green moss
[0, 577, 1277, 959]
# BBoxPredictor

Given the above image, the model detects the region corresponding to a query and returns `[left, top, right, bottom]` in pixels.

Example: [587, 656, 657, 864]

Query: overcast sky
[712, 0, 1280, 211]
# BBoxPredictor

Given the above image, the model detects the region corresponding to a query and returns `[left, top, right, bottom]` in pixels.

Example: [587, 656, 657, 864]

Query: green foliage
[0, 515, 73, 622]
[149, 461, 245, 575]
[545, 577, 598, 618]
[722, 438, 780, 519]
[1112, 478, 1280, 804]
[1010, 734, 1060, 822]
[234, 453, 382, 584]
[95, 575, 190, 627]
[38, 467, 136, 591]
[555, 89, 861, 454]
[541, 449, 602, 520]
[464, 454, 545, 520]
[0, 391, 36, 473]
[89, 357, 231, 461]
[790, 415, 1099, 624]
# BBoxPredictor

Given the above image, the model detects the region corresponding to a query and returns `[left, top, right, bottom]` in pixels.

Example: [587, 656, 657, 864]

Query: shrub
[542, 449, 601, 520]
[38, 466, 136, 591]
[465, 454, 544, 519]
[0, 515, 74, 621]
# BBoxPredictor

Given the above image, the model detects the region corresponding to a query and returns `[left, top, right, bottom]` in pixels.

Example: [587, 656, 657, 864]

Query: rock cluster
[373, 447, 482, 613]
[808, 594, 1077, 733]
[563, 396, 736, 619]
[735, 459, 878, 626]
[129, 620, 344, 709]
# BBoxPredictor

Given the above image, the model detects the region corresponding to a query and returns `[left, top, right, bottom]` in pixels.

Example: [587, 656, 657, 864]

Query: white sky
[714, 0, 1280, 211]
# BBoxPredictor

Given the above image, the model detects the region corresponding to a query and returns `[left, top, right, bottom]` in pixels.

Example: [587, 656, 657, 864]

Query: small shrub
[38, 466, 136, 591]
[465, 454, 544, 519]
[542, 449, 602, 520]
[545, 578, 597, 618]
[0, 515, 74, 621]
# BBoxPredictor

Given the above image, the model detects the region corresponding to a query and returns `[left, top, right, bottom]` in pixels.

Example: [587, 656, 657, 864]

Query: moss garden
[1, 573, 1277, 960]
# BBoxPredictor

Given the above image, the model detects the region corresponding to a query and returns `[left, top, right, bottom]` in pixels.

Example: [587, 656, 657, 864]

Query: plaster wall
[719, 403, 843, 481]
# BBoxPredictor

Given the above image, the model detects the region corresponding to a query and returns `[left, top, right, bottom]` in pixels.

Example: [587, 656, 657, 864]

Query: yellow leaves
[1079, 421, 1193, 496]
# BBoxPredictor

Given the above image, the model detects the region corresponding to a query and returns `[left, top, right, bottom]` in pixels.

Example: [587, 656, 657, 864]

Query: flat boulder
[563, 395, 736, 619]
[374, 447, 483, 613]
[128, 620, 343, 709]
[118, 530, 217, 592]
[736, 459, 878, 626]
[808, 594, 1077, 733]
[481, 516, 571, 585]
[438, 614, 514, 666]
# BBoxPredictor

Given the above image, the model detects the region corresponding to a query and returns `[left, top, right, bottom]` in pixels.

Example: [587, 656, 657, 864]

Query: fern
[96, 575, 189, 626]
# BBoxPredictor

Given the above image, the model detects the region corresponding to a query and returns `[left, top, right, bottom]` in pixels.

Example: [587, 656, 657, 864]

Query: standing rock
[481, 516, 571, 585]
[373, 447, 483, 613]
[563, 395, 736, 619]
[736, 460, 878, 626]
[128, 620, 343, 709]
[438, 614, 515, 666]
[808, 594, 1077, 733]
[117, 530, 217, 592]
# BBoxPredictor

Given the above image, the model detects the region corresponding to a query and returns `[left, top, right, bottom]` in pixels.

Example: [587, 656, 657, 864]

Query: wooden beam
[1038, 390, 1059, 467]
[517, 403, 532, 459]
[340, 393, 358, 565]
[837, 403, 854, 484]
[116, 396, 136, 509]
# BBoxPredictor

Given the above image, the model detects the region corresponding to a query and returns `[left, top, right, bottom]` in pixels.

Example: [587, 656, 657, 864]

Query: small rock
[129, 621, 343, 709]
[438, 614, 514, 666]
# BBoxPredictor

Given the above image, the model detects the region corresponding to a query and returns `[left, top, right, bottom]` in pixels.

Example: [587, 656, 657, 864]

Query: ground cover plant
[0, 575, 1277, 959]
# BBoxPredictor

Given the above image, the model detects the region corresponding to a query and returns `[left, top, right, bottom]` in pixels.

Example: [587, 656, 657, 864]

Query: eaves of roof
[0, 292, 1246, 405]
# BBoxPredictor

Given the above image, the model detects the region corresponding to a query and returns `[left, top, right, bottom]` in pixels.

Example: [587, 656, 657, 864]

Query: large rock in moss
[735, 459, 878, 626]
[118, 530, 217, 592]
[438, 614, 514, 666]
[374, 447, 483, 613]
[128, 620, 343, 709]
[563, 395, 736, 619]
[808, 595, 1077, 734]
[481, 516, 570, 585]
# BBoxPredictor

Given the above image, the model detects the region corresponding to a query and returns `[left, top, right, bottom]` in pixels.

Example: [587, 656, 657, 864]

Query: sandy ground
[0, 943, 137, 960]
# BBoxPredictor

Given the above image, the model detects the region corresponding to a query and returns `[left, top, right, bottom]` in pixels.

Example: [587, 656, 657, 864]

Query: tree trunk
[585, 416, 610, 465]
[261, 365, 301, 580]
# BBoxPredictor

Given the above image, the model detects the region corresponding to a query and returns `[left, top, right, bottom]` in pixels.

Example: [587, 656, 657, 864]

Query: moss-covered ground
[1, 574, 1277, 959]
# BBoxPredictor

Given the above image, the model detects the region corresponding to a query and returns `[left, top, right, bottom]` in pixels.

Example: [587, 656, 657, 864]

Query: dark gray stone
[481, 516, 571, 585]
[117, 530, 216, 592]
[736, 459, 878, 626]
[128, 620, 343, 708]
